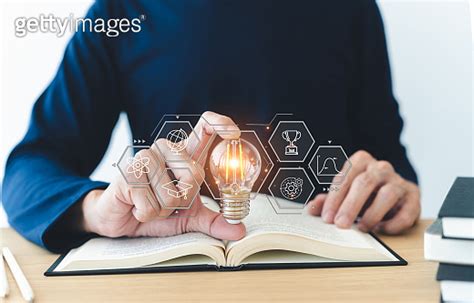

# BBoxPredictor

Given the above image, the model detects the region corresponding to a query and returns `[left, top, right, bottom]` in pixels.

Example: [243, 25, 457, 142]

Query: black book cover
[438, 177, 474, 218]
[437, 263, 474, 282]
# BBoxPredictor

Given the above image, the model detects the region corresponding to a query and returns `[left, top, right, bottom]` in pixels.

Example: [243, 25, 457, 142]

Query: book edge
[44, 233, 406, 276]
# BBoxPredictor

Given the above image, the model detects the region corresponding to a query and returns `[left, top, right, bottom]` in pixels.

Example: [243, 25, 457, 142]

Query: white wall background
[0, 0, 472, 227]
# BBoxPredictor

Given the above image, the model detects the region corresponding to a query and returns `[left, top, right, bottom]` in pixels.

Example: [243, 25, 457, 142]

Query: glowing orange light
[229, 158, 239, 168]
[223, 140, 248, 184]
[239, 141, 244, 180]
[225, 142, 230, 183]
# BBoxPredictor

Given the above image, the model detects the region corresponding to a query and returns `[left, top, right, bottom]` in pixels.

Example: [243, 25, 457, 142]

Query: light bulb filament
[225, 142, 230, 183]
[239, 140, 244, 180]
[224, 139, 246, 187]
[232, 140, 237, 186]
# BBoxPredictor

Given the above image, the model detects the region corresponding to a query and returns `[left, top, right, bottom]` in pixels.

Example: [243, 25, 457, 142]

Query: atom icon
[126, 154, 151, 179]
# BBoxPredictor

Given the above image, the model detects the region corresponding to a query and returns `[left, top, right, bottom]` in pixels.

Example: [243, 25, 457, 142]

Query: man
[3, 0, 420, 253]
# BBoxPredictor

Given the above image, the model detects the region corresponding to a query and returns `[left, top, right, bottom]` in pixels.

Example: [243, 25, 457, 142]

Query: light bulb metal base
[219, 192, 250, 224]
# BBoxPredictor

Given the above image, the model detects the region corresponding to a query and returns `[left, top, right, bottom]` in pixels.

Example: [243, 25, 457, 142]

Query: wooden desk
[1, 220, 438, 302]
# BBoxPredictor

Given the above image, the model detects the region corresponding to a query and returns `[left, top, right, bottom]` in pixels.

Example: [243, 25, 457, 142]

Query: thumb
[187, 198, 246, 241]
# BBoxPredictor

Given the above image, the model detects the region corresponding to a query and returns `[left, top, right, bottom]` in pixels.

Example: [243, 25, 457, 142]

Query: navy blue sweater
[3, 0, 417, 252]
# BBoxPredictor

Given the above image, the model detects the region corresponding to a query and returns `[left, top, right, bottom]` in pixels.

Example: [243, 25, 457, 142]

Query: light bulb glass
[209, 138, 262, 224]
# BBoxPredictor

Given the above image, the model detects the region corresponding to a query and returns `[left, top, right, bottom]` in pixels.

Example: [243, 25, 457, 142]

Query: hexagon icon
[154, 121, 201, 162]
[267, 167, 315, 213]
[309, 145, 352, 185]
[115, 145, 160, 185]
[200, 130, 274, 201]
[154, 166, 201, 210]
[131, 187, 197, 218]
[268, 121, 315, 162]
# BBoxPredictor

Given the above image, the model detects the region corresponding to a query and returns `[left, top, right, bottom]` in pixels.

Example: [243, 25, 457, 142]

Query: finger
[133, 196, 246, 240]
[376, 187, 420, 234]
[334, 161, 396, 228]
[153, 169, 196, 216]
[131, 189, 160, 222]
[357, 181, 406, 232]
[125, 149, 159, 184]
[123, 149, 164, 221]
[187, 198, 246, 240]
[188, 111, 241, 165]
[154, 139, 204, 178]
[153, 139, 204, 208]
[306, 194, 327, 216]
[322, 150, 375, 223]
[138, 145, 189, 217]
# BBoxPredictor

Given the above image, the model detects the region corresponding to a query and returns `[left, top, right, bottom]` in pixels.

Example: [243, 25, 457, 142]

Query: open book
[46, 195, 405, 276]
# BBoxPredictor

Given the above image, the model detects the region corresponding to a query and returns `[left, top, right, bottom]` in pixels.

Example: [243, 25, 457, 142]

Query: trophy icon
[281, 130, 302, 156]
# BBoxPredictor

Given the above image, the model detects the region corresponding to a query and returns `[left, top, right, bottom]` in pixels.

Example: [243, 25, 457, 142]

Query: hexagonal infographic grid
[267, 167, 315, 214]
[309, 145, 352, 185]
[115, 145, 160, 185]
[154, 121, 201, 162]
[200, 130, 274, 201]
[154, 166, 201, 210]
[268, 121, 315, 163]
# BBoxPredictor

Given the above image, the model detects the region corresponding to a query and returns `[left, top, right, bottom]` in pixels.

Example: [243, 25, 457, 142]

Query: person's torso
[111, 0, 363, 149]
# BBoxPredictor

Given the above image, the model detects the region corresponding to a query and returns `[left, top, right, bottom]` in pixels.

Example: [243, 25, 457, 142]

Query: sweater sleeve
[2, 0, 123, 252]
[348, 0, 418, 184]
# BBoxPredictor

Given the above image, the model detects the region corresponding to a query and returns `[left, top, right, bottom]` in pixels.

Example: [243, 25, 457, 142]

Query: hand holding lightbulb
[80, 112, 246, 241]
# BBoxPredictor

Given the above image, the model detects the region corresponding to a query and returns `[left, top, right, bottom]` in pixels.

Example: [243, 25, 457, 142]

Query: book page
[242, 250, 345, 264]
[78, 233, 223, 260]
[229, 195, 376, 249]
[223, 195, 398, 265]
[56, 232, 224, 271]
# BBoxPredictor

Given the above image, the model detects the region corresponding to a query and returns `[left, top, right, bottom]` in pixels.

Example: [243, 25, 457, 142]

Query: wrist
[81, 189, 104, 234]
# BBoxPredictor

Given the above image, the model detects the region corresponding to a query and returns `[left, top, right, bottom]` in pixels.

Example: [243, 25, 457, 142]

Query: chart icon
[316, 155, 343, 177]
[309, 145, 351, 185]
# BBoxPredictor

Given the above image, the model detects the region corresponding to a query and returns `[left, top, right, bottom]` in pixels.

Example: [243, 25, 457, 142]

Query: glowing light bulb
[209, 138, 262, 224]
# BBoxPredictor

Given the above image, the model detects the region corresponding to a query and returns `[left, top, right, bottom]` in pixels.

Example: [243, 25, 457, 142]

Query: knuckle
[398, 212, 413, 227]
[376, 160, 394, 175]
[202, 111, 214, 119]
[134, 209, 153, 222]
[378, 185, 398, 201]
[134, 214, 147, 223]
[352, 150, 373, 163]
[155, 138, 168, 149]
[203, 111, 230, 125]
[135, 148, 150, 158]
[354, 172, 376, 187]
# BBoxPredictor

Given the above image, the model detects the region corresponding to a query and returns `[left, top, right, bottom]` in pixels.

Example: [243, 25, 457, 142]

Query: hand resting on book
[306, 150, 421, 235]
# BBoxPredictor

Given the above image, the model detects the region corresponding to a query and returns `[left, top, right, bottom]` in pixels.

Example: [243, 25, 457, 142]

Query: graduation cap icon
[161, 180, 193, 200]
